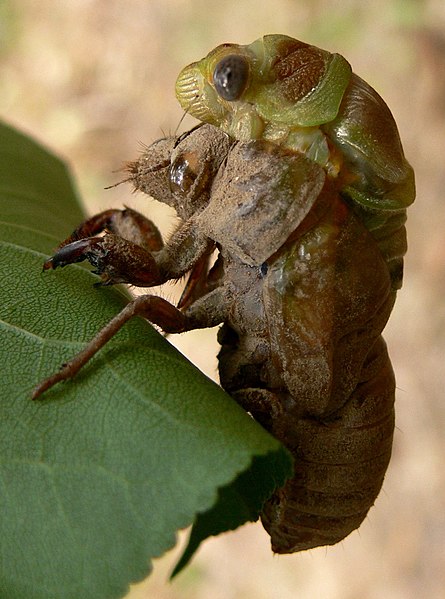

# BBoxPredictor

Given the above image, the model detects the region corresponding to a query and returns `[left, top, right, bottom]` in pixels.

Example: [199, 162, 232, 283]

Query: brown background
[1, 1, 444, 597]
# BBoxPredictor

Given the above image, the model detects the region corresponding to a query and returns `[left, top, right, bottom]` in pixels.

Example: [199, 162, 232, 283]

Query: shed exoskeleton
[34, 123, 397, 553]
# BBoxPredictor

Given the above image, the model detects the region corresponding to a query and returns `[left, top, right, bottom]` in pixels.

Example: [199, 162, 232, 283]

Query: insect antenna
[174, 108, 190, 137]
[104, 177, 133, 190]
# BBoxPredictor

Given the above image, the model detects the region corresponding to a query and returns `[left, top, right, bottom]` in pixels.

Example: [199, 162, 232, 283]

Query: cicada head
[175, 35, 352, 142]
[127, 124, 231, 220]
[175, 41, 263, 140]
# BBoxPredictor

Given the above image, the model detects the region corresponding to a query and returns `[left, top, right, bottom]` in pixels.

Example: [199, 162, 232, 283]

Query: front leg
[44, 234, 161, 286]
[44, 216, 212, 287]
[43, 206, 165, 286]
[54, 207, 164, 252]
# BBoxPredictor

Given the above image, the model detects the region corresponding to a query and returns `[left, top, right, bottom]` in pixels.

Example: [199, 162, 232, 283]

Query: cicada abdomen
[258, 188, 397, 552]
[260, 336, 395, 552]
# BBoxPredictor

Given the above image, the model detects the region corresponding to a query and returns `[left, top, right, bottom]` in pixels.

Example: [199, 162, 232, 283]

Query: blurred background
[1, 1, 444, 597]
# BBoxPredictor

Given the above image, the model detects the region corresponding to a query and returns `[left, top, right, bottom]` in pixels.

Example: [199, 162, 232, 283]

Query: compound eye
[169, 152, 199, 196]
[213, 54, 249, 101]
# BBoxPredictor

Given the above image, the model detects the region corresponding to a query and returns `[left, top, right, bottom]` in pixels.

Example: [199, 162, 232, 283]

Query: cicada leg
[43, 207, 166, 286]
[45, 233, 163, 287]
[32, 285, 230, 400]
[32, 294, 187, 400]
[53, 207, 164, 252]
[231, 388, 286, 431]
[178, 250, 223, 310]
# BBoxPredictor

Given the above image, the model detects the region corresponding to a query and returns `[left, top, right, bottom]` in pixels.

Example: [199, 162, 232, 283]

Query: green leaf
[0, 121, 293, 599]
[172, 449, 290, 578]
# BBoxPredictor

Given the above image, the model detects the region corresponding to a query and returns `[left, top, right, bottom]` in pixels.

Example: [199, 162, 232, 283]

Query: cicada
[34, 36, 415, 554]
[176, 34, 415, 290]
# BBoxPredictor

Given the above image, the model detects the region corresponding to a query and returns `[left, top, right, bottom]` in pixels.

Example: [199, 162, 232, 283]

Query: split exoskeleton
[35, 35, 415, 553]
[35, 123, 396, 552]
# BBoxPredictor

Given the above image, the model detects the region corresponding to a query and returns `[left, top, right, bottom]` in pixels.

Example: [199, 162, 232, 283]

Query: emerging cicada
[176, 34, 415, 290]
[34, 36, 415, 554]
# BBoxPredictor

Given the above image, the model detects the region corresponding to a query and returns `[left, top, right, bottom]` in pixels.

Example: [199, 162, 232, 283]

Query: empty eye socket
[169, 152, 200, 195]
[212, 54, 249, 101]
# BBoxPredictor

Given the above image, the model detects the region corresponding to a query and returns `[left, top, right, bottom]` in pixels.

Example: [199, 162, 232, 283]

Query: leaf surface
[0, 121, 292, 598]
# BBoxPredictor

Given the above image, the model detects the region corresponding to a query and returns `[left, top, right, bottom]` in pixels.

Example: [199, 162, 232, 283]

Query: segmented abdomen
[261, 335, 395, 552]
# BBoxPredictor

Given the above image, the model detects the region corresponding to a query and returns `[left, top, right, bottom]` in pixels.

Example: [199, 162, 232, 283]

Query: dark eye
[169, 152, 199, 195]
[213, 55, 249, 101]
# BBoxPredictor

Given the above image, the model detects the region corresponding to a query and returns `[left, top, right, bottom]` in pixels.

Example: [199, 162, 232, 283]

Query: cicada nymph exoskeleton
[35, 35, 415, 555]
